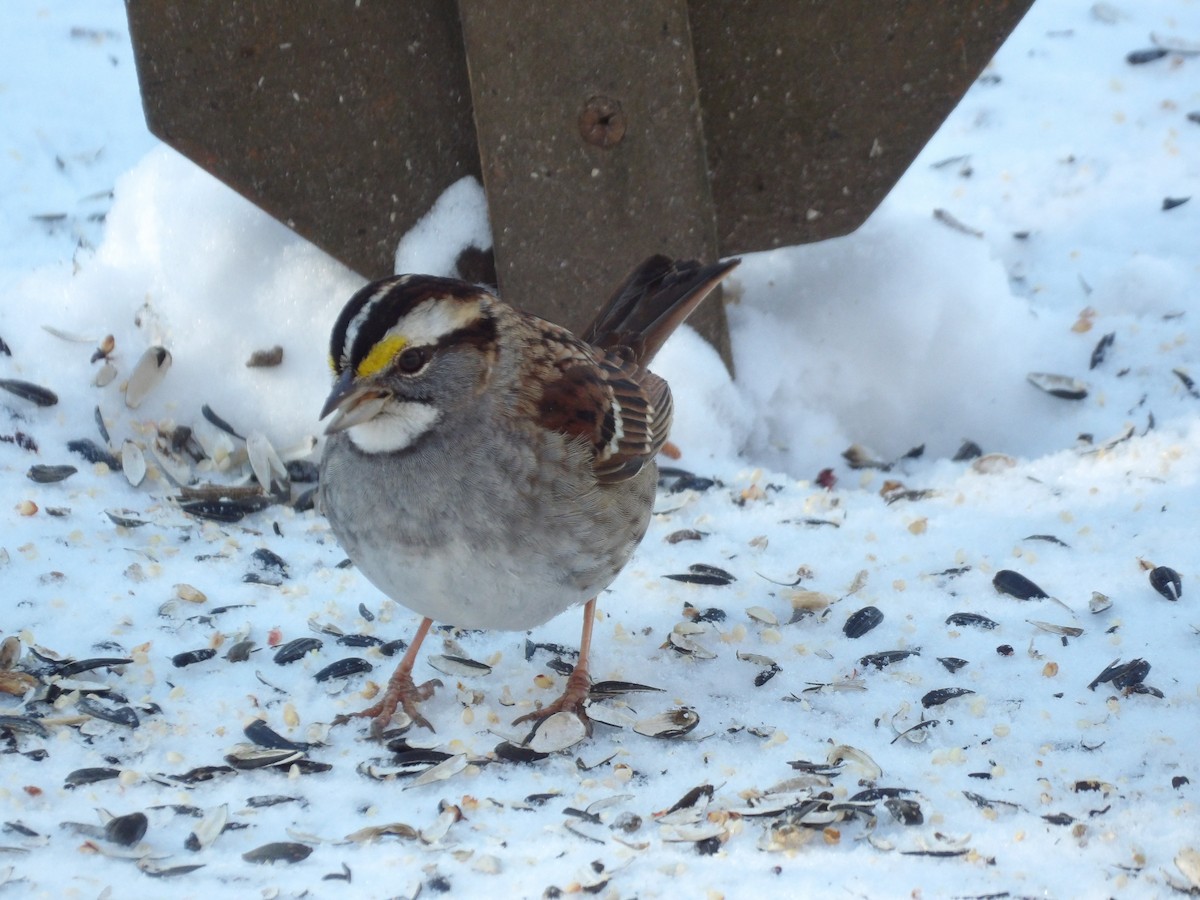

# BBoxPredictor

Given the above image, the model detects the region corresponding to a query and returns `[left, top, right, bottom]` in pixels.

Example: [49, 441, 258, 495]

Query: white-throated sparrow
[319, 255, 738, 735]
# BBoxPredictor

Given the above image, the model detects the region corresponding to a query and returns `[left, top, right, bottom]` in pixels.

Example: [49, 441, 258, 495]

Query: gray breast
[319, 424, 656, 631]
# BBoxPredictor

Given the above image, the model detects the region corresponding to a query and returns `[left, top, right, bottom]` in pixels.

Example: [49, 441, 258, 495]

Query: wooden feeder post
[125, 1, 1034, 366]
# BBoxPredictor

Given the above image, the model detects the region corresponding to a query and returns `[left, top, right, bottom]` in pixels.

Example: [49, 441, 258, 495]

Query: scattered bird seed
[633, 708, 700, 739]
[104, 812, 148, 846]
[179, 496, 272, 523]
[860, 649, 920, 670]
[171, 649, 216, 668]
[76, 697, 139, 728]
[120, 441, 146, 487]
[105, 509, 149, 528]
[64, 767, 122, 788]
[242, 842, 313, 865]
[1027, 372, 1087, 400]
[921, 687, 975, 708]
[993, 569, 1049, 600]
[246, 345, 284, 367]
[1175, 369, 1200, 398]
[933, 208, 983, 237]
[26, 464, 76, 484]
[945, 612, 999, 630]
[273, 637, 322, 665]
[314, 657, 373, 682]
[1126, 47, 1169, 64]
[67, 438, 121, 468]
[1027, 620, 1084, 638]
[244, 719, 312, 751]
[0, 378, 58, 407]
[1089, 657, 1150, 691]
[953, 440, 983, 461]
[124, 346, 171, 408]
[1023, 534, 1069, 547]
[664, 564, 735, 586]
[843, 606, 883, 638]
[884, 797, 924, 826]
[1149, 565, 1182, 601]
[1090, 332, 1115, 369]
[425, 655, 491, 677]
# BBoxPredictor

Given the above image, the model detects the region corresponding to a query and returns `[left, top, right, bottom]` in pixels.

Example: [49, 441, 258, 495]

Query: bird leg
[513, 597, 596, 732]
[346, 616, 442, 735]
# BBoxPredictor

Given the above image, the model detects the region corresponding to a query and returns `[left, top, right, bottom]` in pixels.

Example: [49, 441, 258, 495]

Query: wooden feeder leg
[457, 0, 730, 365]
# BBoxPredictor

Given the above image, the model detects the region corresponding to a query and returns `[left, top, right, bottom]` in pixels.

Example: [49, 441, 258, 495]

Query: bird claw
[346, 674, 443, 736]
[512, 666, 593, 735]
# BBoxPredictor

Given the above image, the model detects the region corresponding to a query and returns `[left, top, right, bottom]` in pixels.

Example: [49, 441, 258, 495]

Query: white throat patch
[347, 401, 441, 454]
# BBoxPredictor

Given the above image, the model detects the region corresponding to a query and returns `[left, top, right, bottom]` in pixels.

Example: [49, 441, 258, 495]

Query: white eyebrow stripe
[381, 296, 484, 348]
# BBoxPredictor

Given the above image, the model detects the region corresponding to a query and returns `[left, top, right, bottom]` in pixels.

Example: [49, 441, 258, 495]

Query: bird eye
[396, 346, 430, 374]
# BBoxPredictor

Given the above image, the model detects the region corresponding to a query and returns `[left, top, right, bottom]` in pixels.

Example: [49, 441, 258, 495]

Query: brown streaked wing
[594, 350, 672, 483]
[534, 345, 671, 485]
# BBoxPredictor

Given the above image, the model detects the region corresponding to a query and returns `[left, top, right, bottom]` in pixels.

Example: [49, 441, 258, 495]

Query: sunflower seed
[224, 745, 305, 770]
[105, 509, 148, 528]
[68, 438, 120, 468]
[103, 812, 148, 846]
[184, 804, 228, 852]
[76, 697, 139, 728]
[200, 403, 244, 439]
[242, 842, 313, 864]
[860, 649, 920, 670]
[589, 680, 665, 697]
[843, 605, 883, 638]
[0, 379, 57, 407]
[64, 767, 121, 788]
[121, 441, 146, 487]
[1027, 619, 1083, 637]
[921, 687, 975, 708]
[27, 464, 78, 484]
[244, 719, 311, 751]
[405, 752, 468, 788]
[1089, 657, 1150, 690]
[171, 648, 216, 668]
[273, 637, 322, 665]
[314, 657, 372, 682]
[1149, 565, 1182, 601]
[884, 797, 923, 826]
[526, 711, 589, 753]
[945, 612, 998, 630]
[426, 655, 492, 677]
[179, 497, 271, 523]
[1027, 372, 1087, 400]
[343, 822, 419, 843]
[247, 431, 289, 495]
[633, 708, 699, 739]
[93, 361, 118, 387]
[993, 569, 1049, 600]
[493, 741, 550, 763]
[124, 346, 171, 408]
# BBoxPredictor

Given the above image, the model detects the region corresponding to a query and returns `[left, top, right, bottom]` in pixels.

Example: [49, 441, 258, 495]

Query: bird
[318, 254, 739, 736]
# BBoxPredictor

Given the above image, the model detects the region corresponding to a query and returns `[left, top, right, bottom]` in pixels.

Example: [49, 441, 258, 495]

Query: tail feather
[584, 255, 740, 365]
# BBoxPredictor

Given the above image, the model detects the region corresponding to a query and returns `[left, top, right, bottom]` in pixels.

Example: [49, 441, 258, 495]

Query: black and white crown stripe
[330, 275, 494, 376]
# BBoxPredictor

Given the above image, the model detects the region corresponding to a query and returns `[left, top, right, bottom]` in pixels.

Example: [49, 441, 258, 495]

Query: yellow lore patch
[356, 334, 408, 378]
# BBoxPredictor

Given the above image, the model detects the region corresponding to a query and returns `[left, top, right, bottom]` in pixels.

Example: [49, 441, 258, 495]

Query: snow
[1, 1, 1199, 897]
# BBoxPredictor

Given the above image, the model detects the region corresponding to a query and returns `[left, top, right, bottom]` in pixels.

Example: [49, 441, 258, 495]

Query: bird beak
[320, 369, 390, 434]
